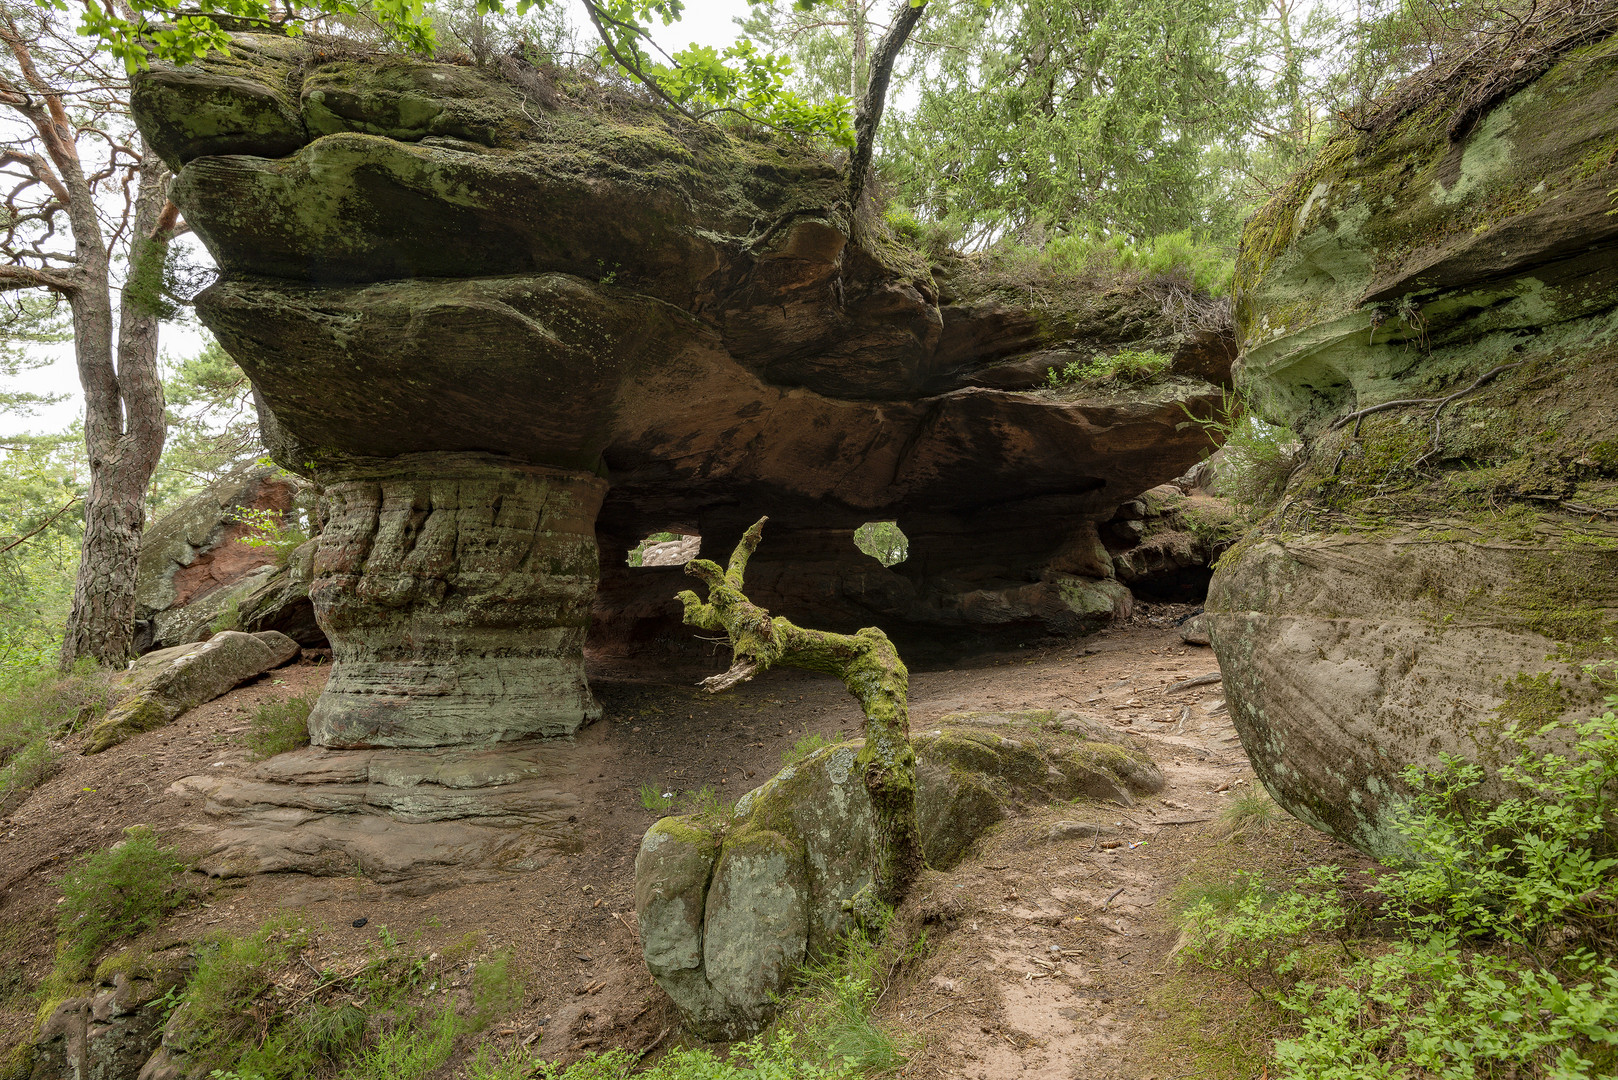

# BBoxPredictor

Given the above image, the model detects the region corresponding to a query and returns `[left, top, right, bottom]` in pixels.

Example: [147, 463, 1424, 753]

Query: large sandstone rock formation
[132, 38, 1228, 750]
[1207, 29, 1618, 857]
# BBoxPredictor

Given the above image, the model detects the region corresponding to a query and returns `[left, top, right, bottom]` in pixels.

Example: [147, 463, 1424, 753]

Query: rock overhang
[136, 33, 1230, 534]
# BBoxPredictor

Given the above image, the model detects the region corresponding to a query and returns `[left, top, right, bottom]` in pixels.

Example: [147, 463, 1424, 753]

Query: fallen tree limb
[677, 515, 924, 906]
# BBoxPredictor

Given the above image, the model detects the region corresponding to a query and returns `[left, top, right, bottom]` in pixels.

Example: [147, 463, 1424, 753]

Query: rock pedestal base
[308, 454, 607, 748]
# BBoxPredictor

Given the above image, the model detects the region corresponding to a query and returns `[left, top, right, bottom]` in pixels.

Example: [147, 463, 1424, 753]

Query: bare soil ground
[0, 609, 1366, 1077]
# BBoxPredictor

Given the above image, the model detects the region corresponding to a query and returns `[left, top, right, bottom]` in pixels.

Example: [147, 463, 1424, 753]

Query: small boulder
[87, 630, 299, 753]
[30, 948, 192, 1080]
[1179, 612, 1211, 646]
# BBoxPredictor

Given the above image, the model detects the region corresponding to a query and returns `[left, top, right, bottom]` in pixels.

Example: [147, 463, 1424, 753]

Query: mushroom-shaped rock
[1207, 29, 1618, 857]
[132, 39, 1229, 749]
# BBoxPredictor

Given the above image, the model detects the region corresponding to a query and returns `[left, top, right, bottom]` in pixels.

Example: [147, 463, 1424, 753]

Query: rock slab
[86, 631, 299, 754]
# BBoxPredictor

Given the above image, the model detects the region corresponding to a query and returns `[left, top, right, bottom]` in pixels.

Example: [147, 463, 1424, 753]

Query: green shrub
[174, 916, 310, 1063]
[1274, 940, 1618, 1079]
[1376, 705, 1618, 947]
[467, 950, 524, 1032]
[209, 596, 242, 635]
[1178, 703, 1618, 1079]
[1178, 866, 1350, 996]
[336, 1006, 458, 1080]
[462, 1042, 541, 1080]
[1180, 390, 1299, 514]
[1046, 349, 1171, 389]
[782, 733, 834, 767]
[541, 1033, 860, 1079]
[227, 507, 309, 566]
[55, 828, 193, 979]
[1039, 229, 1235, 296]
[638, 783, 674, 811]
[244, 695, 313, 760]
[0, 660, 118, 811]
[1220, 789, 1285, 836]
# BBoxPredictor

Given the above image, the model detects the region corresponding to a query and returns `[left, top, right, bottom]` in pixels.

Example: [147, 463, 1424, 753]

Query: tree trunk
[60, 153, 173, 668]
[847, 0, 927, 215]
[677, 516, 925, 905]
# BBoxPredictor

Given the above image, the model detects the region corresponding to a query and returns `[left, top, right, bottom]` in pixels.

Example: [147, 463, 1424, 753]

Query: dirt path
[1, 613, 1361, 1076]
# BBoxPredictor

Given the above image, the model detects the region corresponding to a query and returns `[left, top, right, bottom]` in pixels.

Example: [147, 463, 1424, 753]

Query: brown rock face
[309, 455, 606, 747]
[132, 40, 1229, 746]
[134, 463, 309, 652]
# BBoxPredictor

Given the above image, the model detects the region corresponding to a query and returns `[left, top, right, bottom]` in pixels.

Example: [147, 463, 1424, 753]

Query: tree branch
[677, 516, 924, 905]
[582, 0, 692, 118]
[0, 495, 81, 555]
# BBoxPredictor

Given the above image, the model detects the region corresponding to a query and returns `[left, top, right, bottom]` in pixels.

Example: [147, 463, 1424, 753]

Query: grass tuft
[55, 827, 194, 980]
[244, 694, 313, 760]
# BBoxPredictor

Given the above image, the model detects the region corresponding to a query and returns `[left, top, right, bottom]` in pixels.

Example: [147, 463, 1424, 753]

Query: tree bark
[677, 516, 925, 905]
[60, 153, 174, 668]
[847, 0, 927, 214]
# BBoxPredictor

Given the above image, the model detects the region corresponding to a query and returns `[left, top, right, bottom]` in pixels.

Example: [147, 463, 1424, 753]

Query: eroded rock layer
[1207, 28, 1618, 857]
[309, 455, 606, 747]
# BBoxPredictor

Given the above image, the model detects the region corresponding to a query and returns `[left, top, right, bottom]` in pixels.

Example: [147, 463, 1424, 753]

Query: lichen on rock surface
[1208, 26, 1618, 858]
[633, 715, 1162, 1039]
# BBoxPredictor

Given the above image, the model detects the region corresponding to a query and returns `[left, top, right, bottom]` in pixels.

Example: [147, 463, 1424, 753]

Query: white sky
[0, 0, 755, 438]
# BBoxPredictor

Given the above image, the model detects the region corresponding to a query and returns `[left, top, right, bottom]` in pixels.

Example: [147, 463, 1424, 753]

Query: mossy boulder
[134, 463, 311, 653]
[86, 631, 300, 754]
[633, 714, 1160, 1037]
[1209, 30, 1618, 858]
[28, 947, 193, 1080]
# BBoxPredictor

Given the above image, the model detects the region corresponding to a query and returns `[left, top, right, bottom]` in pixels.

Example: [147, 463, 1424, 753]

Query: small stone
[352, 917, 368, 928]
[1178, 613, 1211, 646]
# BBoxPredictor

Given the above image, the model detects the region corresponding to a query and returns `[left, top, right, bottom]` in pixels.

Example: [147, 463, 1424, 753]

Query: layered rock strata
[132, 39, 1229, 749]
[1207, 28, 1618, 856]
[308, 455, 605, 746]
[168, 738, 582, 883]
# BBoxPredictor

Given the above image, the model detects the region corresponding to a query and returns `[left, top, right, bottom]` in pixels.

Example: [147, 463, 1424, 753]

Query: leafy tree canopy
[38, 0, 927, 146]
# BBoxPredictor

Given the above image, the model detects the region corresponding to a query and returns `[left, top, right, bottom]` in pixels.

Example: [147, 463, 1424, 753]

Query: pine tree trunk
[59, 153, 172, 668]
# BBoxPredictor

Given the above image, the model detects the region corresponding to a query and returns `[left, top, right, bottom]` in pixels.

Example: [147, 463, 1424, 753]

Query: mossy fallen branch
[676, 516, 924, 906]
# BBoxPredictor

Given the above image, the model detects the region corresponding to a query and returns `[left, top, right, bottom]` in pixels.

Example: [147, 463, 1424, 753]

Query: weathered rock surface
[29, 949, 191, 1080]
[134, 464, 312, 653]
[635, 713, 1161, 1037]
[166, 737, 583, 884]
[1207, 30, 1618, 857]
[86, 631, 300, 754]
[131, 40, 1230, 746]
[234, 538, 326, 647]
[306, 455, 606, 747]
